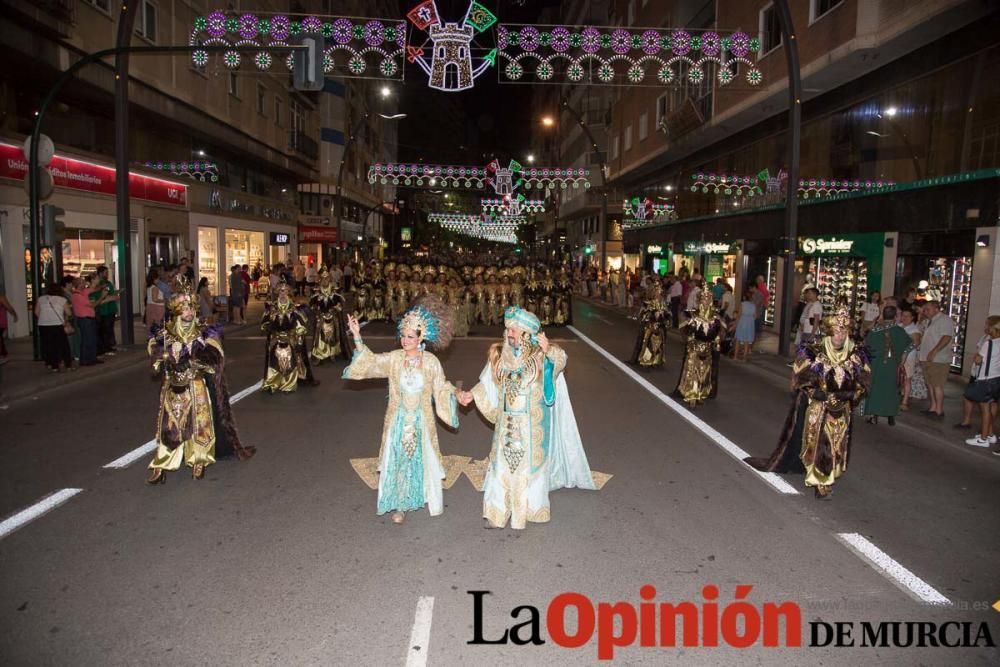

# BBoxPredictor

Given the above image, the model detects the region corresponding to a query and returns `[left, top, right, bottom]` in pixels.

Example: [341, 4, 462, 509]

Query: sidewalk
[576, 294, 998, 457]
[0, 300, 266, 407]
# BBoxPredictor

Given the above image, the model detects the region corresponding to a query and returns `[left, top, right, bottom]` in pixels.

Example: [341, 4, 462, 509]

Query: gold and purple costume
[674, 289, 723, 406]
[262, 286, 318, 392]
[309, 275, 348, 363]
[631, 285, 670, 368]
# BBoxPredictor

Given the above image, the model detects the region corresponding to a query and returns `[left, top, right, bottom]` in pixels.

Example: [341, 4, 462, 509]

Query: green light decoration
[192, 50, 209, 67]
[348, 55, 366, 74]
[223, 50, 240, 69]
[688, 68, 704, 84]
[254, 52, 272, 70]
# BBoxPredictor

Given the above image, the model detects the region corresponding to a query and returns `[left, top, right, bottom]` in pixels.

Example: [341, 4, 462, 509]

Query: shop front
[895, 230, 974, 372]
[676, 240, 739, 287]
[190, 212, 297, 295]
[796, 232, 885, 330]
[642, 243, 671, 275]
[299, 224, 338, 268]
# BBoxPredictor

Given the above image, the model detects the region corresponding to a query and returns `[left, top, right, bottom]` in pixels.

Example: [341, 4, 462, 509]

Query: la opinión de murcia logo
[467, 588, 996, 660]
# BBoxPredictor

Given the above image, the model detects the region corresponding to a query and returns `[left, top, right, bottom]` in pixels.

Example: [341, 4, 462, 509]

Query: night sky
[395, 0, 561, 165]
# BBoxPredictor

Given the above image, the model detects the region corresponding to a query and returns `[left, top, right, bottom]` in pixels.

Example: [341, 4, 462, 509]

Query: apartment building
[606, 0, 999, 374]
[0, 0, 326, 337]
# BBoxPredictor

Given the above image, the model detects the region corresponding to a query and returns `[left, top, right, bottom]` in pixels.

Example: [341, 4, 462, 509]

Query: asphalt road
[0, 301, 998, 665]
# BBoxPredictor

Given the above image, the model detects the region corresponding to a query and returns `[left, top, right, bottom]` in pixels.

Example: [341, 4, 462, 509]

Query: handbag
[46, 297, 74, 335]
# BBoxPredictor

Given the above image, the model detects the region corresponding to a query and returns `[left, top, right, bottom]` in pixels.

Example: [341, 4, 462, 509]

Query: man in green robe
[863, 305, 914, 424]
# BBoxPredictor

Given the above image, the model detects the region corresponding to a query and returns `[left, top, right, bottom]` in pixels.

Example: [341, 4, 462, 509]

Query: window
[639, 112, 648, 141]
[811, 0, 844, 23]
[135, 0, 158, 42]
[290, 99, 305, 134]
[627, 0, 635, 25]
[759, 4, 782, 55]
[274, 97, 283, 126]
[611, 134, 620, 159]
[228, 72, 239, 97]
[83, 0, 111, 14]
[656, 94, 668, 132]
[256, 83, 266, 115]
[624, 125, 633, 152]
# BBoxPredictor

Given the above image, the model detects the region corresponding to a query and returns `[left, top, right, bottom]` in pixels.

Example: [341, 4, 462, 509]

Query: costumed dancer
[261, 279, 320, 392]
[673, 288, 724, 407]
[630, 282, 670, 369]
[448, 277, 470, 338]
[146, 277, 255, 484]
[458, 306, 610, 529]
[745, 306, 871, 499]
[554, 268, 573, 326]
[309, 268, 349, 364]
[353, 262, 370, 322]
[343, 297, 464, 524]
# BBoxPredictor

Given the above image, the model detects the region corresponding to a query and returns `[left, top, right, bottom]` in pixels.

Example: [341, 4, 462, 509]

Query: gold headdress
[823, 305, 853, 334]
[697, 286, 715, 315]
[168, 275, 197, 315]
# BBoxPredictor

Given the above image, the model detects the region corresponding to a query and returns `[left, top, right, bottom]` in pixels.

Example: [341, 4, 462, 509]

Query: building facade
[609, 0, 1000, 375]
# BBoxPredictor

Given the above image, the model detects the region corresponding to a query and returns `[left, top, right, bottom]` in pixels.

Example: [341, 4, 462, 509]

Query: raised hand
[536, 331, 549, 353]
[347, 314, 361, 339]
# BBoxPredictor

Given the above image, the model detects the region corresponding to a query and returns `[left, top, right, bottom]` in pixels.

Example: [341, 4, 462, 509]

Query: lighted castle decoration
[622, 196, 677, 230]
[406, 0, 497, 92]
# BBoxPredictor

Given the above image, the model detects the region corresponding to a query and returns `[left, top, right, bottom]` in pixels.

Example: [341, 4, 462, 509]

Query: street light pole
[775, 0, 802, 358]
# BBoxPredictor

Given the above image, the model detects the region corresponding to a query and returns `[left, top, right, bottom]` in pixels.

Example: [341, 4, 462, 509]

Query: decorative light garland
[143, 160, 219, 182]
[428, 212, 523, 244]
[690, 171, 896, 198]
[497, 25, 764, 88]
[622, 196, 677, 230]
[189, 11, 406, 79]
[482, 197, 545, 214]
[369, 161, 591, 192]
[406, 1, 497, 92]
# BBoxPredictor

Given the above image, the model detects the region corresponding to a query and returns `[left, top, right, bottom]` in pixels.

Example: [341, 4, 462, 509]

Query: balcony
[288, 130, 319, 161]
[6, 0, 77, 36]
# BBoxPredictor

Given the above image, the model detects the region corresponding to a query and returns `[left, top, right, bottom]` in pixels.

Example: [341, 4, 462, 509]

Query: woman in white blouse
[34, 283, 74, 372]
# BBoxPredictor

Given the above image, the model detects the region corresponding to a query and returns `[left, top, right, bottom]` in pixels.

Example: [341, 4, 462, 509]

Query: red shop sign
[0, 142, 187, 206]
[300, 225, 338, 242]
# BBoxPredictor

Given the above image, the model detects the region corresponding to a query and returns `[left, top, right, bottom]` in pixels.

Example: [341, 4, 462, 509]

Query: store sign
[209, 189, 292, 221]
[800, 237, 855, 255]
[300, 225, 338, 242]
[683, 241, 735, 255]
[646, 244, 664, 254]
[270, 232, 291, 245]
[401, 227, 412, 242]
[0, 142, 187, 206]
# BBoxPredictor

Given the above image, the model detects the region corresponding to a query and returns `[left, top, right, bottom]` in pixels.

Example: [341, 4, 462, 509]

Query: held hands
[456, 390, 474, 407]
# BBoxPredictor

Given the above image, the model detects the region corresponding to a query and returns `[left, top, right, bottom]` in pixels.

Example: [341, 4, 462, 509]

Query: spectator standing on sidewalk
[72, 276, 100, 366]
[733, 288, 757, 361]
[305, 261, 319, 295]
[962, 316, 1000, 450]
[268, 264, 283, 295]
[35, 283, 74, 372]
[91, 265, 121, 356]
[241, 265, 252, 309]
[861, 291, 882, 336]
[667, 274, 683, 327]
[293, 260, 306, 296]
[59, 276, 81, 362]
[331, 263, 344, 291]
[145, 267, 165, 327]
[0, 291, 18, 362]
[863, 305, 912, 425]
[720, 283, 736, 321]
[343, 262, 354, 291]
[198, 277, 215, 324]
[918, 300, 956, 420]
[229, 265, 246, 325]
[753, 275, 770, 337]
[899, 308, 924, 411]
[797, 288, 823, 346]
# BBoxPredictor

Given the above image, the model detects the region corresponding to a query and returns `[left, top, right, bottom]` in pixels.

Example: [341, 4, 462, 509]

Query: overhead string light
[428, 212, 523, 244]
[689, 170, 896, 198]
[143, 160, 219, 182]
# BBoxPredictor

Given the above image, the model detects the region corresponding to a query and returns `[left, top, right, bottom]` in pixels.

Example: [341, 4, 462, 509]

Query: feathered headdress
[398, 295, 454, 350]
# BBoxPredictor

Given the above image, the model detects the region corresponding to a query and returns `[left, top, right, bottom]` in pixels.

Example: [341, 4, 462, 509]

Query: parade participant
[524, 269, 540, 316]
[309, 269, 348, 364]
[863, 305, 913, 425]
[458, 306, 606, 529]
[146, 278, 255, 484]
[554, 268, 573, 326]
[674, 288, 724, 407]
[630, 282, 670, 369]
[539, 270, 555, 326]
[745, 306, 871, 499]
[261, 279, 320, 392]
[448, 277, 470, 338]
[473, 274, 488, 325]
[353, 261, 370, 322]
[343, 298, 462, 524]
[368, 261, 387, 322]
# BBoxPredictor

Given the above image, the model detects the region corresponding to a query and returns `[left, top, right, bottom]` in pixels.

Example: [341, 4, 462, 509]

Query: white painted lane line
[0, 488, 83, 540]
[405, 596, 435, 667]
[837, 533, 951, 606]
[230, 379, 263, 404]
[567, 325, 800, 495]
[103, 378, 264, 469]
[594, 314, 613, 325]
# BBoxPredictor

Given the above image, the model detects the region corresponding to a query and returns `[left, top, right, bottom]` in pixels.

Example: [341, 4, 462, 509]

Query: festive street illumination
[690, 171, 895, 198]
[143, 160, 219, 182]
[189, 11, 406, 80]
[368, 160, 591, 192]
[621, 197, 677, 230]
[482, 197, 545, 214]
[428, 212, 523, 244]
[406, 0, 496, 92]
[497, 24, 763, 88]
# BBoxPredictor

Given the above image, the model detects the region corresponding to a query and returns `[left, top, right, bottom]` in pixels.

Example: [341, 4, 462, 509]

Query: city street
[1, 300, 997, 665]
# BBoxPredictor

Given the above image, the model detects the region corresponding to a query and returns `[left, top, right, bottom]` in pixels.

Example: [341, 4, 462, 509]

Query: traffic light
[293, 35, 326, 91]
[42, 204, 66, 246]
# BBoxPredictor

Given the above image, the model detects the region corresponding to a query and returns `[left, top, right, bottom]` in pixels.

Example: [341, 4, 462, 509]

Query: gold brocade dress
[746, 337, 871, 491]
[343, 346, 463, 516]
[309, 287, 347, 363]
[674, 314, 724, 406]
[262, 301, 317, 392]
[147, 320, 222, 471]
[631, 299, 669, 368]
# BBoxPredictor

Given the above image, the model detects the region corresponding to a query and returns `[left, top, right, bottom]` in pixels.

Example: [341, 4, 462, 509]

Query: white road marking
[593, 314, 614, 324]
[567, 325, 800, 495]
[0, 488, 83, 540]
[837, 533, 951, 606]
[405, 596, 435, 667]
[103, 378, 264, 469]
